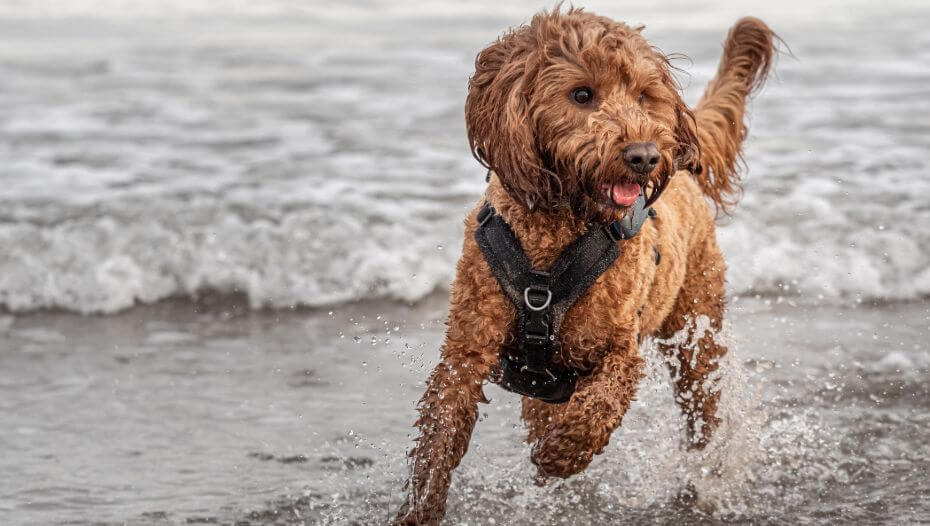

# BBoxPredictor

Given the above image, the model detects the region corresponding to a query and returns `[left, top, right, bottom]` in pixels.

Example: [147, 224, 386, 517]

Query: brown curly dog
[394, 7, 775, 524]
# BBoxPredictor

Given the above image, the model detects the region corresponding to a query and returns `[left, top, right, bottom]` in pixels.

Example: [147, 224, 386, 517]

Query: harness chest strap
[473, 195, 654, 403]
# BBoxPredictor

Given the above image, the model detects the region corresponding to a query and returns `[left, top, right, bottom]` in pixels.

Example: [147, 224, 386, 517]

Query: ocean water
[1, 0, 929, 313]
[2, 297, 928, 525]
[2, 1, 930, 525]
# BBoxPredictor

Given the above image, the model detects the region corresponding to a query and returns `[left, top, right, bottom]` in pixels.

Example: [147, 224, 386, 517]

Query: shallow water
[1, 297, 929, 524]
[2, 0, 930, 524]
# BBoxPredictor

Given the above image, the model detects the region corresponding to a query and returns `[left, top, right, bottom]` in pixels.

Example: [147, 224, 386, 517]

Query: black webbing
[473, 197, 651, 403]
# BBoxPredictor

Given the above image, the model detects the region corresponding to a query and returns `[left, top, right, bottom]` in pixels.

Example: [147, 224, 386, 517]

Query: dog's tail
[692, 17, 776, 212]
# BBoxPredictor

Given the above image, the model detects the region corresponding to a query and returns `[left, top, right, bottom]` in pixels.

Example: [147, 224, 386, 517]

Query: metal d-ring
[524, 287, 552, 311]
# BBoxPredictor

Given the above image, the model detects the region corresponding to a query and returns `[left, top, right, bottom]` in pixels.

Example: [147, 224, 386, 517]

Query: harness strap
[474, 196, 654, 403]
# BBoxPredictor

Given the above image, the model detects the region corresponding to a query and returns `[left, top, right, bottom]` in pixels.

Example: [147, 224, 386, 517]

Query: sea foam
[1, 0, 927, 314]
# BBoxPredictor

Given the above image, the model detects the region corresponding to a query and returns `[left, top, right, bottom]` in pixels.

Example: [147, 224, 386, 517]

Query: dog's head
[466, 7, 699, 223]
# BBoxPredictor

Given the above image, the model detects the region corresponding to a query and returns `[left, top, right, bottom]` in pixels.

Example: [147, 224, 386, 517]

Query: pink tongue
[610, 183, 641, 207]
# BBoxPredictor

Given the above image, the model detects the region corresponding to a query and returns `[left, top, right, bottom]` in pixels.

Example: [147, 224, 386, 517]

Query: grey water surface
[1, 0, 929, 524]
[1, 298, 929, 524]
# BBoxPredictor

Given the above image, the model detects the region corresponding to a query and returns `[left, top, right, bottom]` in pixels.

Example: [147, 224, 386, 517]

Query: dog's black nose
[622, 142, 660, 175]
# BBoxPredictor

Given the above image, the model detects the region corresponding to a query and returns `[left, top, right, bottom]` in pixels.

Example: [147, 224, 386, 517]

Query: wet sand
[1, 296, 928, 525]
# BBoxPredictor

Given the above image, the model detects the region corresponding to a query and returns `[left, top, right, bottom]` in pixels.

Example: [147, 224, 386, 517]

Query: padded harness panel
[474, 195, 652, 403]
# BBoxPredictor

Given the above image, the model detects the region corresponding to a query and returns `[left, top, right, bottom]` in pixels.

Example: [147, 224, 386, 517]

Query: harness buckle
[522, 328, 552, 373]
[523, 286, 552, 311]
[605, 221, 624, 241]
[477, 204, 494, 227]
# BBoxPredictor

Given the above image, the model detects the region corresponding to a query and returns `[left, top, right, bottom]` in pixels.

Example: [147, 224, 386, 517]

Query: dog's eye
[638, 93, 646, 105]
[571, 87, 594, 105]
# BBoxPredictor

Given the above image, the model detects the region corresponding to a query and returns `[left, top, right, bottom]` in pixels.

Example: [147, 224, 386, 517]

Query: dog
[394, 7, 774, 524]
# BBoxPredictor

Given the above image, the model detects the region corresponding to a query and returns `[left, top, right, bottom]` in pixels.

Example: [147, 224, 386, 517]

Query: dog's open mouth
[600, 182, 642, 208]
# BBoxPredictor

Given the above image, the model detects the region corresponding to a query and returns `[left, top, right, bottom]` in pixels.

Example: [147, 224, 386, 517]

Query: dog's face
[466, 8, 699, 223]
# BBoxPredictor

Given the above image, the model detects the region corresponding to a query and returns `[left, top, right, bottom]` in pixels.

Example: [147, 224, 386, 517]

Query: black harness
[474, 196, 655, 404]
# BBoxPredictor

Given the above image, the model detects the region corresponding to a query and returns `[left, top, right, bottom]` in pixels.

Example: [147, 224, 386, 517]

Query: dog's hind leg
[655, 234, 728, 449]
[662, 16, 774, 448]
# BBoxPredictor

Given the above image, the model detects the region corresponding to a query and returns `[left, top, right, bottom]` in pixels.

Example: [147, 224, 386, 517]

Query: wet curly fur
[394, 8, 774, 525]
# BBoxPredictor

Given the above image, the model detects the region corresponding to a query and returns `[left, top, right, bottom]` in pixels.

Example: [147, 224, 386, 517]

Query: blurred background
[0, 1, 928, 525]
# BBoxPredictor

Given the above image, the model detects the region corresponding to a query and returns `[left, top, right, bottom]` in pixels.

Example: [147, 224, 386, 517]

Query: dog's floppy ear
[674, 104, 701, 174]
[653, 51, 701, 176]
[644, 59, 702, 206]
[465, 32, 553, 209]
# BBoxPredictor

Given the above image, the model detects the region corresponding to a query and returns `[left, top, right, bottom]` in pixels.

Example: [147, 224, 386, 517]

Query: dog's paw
[532, 471, 552, 487]
[674, 482, 697, 507]
[530, 431, 594, 479]
[391, 500, 441, 526]
[674, 481, 719, 515]
[391, 510, 437, 526]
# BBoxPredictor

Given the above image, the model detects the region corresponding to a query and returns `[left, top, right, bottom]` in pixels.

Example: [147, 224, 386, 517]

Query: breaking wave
[1, 0, 928, 314]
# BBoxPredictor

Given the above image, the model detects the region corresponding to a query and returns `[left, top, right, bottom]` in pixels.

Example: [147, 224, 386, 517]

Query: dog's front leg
[393, 239, 511, 525]
[393, 352, 491, 525]
[530, 336, 643, 479]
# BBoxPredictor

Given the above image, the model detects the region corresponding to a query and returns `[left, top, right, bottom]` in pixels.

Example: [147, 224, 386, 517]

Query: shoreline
[3, 287, 929, 319]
